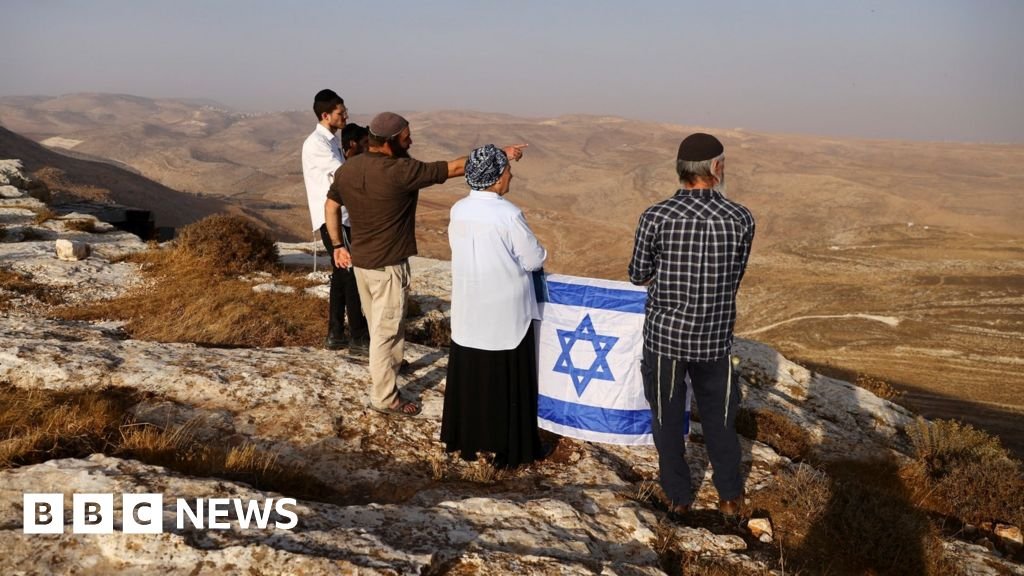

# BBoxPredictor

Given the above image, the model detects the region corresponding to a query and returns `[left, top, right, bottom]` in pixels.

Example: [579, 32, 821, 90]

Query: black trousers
[641, 349, 743, 506]
[318, 224, 368, 342]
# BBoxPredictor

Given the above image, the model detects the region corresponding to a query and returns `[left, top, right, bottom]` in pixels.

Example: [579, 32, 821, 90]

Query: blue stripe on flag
[546, 281, 646, 314]
[538, 394, 651, 435]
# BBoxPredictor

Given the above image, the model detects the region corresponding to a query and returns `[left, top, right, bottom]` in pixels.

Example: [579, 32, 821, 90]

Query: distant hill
[0, 124, 264, 231]
[0, 93, 312, 239]
[2, 93, 1022, 254]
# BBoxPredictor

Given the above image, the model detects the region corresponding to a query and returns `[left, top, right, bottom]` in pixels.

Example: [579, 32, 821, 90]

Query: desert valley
[2, 93, 1020, 456]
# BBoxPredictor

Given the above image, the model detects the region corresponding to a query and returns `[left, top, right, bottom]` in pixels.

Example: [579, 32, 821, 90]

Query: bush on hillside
[855, 373, 902, 401]
[752, 460, 955, 575]
[906, 418, 1024, 527]
[175, 214, 278, 275]
[906, 417, 1008, 477]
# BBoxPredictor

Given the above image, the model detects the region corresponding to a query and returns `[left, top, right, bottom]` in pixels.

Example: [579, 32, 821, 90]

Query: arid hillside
[2, 93, 1021, 452]
[0, 126, 232, 228]
[4, 94, 1022, 252]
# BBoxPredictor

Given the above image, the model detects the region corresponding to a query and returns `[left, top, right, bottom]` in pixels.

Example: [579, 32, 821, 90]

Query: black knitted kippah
[677, 133, 724, 162]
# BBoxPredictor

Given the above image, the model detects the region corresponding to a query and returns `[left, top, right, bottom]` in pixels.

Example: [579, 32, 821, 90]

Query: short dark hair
[341, 123, 369, 150]
[313, 89, 344, 120]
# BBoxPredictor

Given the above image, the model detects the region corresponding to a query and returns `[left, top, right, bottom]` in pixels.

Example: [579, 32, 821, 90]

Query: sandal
[369, 398, 421, 417]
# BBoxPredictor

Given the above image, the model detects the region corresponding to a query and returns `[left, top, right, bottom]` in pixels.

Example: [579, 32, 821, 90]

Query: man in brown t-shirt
[325, 111, 525, 416]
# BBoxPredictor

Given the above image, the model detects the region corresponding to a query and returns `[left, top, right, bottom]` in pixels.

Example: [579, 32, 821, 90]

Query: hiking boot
[667, 502, 691, 521]
[347, 340, 370, 361]
[324, 333, 347, 350]
[719, 495, 744, 518]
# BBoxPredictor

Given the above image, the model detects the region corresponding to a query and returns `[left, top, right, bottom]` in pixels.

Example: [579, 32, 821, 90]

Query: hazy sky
[2, 0, 1022, 142]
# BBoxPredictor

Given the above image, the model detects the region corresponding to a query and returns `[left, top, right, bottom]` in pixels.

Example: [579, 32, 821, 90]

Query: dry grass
[32, 207, 55, 224]
[772, 464, 832, 522]
[0, 385, 348, 506]
[63, 219, 99, 233]
[459, 456, 504, 484]
[750, 460, 957, 575]
[652, 519, 682, 574]
[0, 386, 133, 467]
[427, 450, 449, 481]
[735, 408, 812, 462]
[274, 272, 327, 291]
[855, 373, 903, 401]
[175, 214, 278, 275]
[906, 417, 1010, 477]
[31, 166, 108, 203]
[55, 262, 326, 347]
[0, 267, 64, 311]
[25, 178, 52, 203]
[634, 479, 659, 504]
[906, 418, 1024, 529]
[117, 421, 284, 487]
[51, 216, 327, 348]
[407, 314, 451, 348]
[680, 554, 773, 576]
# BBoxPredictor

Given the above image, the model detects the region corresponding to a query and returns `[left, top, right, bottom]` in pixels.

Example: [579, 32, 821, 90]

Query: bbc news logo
[24, 494, 299, 534]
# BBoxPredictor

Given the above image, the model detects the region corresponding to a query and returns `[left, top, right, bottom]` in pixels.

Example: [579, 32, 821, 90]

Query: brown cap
[369, 112, 409, 139]
[677, 133, 724, 162]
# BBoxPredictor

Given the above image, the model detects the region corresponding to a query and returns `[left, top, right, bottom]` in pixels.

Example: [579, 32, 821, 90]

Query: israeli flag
[535, 274, 690, 446]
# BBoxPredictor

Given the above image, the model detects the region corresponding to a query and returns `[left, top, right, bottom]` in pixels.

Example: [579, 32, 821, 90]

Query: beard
[713, 170, 727, 195]
[389, 137, 411, 159]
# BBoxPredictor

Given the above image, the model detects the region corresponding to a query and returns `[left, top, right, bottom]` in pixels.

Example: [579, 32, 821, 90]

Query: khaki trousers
[354, 260, 410, 408]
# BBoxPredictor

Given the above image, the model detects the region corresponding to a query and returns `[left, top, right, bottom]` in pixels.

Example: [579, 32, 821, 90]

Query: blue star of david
[552, 314, 619, 396]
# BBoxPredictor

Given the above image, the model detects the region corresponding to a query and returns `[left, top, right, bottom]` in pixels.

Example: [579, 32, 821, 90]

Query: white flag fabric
[535, 273, 690, 446]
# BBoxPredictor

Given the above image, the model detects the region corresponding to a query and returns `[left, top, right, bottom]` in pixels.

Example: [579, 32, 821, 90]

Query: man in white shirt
[301, 89, 368, 356]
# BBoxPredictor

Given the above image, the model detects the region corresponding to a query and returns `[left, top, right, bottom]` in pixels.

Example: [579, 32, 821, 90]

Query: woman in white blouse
[441, 144, 550, 469]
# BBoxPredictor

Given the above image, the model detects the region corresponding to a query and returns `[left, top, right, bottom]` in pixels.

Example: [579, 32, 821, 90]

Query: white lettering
[73, 494, 113, 534]
[233, 498, 274, 529]
[207, 498, 231, 529]
[274, 498, 298, 530]
[123, 494, 163, 534]
[23, 494, 64, 534]
[176, 498, 204, 530]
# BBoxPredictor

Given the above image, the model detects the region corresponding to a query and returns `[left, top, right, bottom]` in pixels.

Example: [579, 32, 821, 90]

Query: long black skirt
[440, 324, 544, 468]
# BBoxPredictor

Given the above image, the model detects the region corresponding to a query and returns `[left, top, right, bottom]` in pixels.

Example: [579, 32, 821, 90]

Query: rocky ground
[1, 158, 1021, 575]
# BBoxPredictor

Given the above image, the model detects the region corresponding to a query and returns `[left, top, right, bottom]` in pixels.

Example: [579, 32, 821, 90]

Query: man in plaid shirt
[629, 132, 755, 519]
